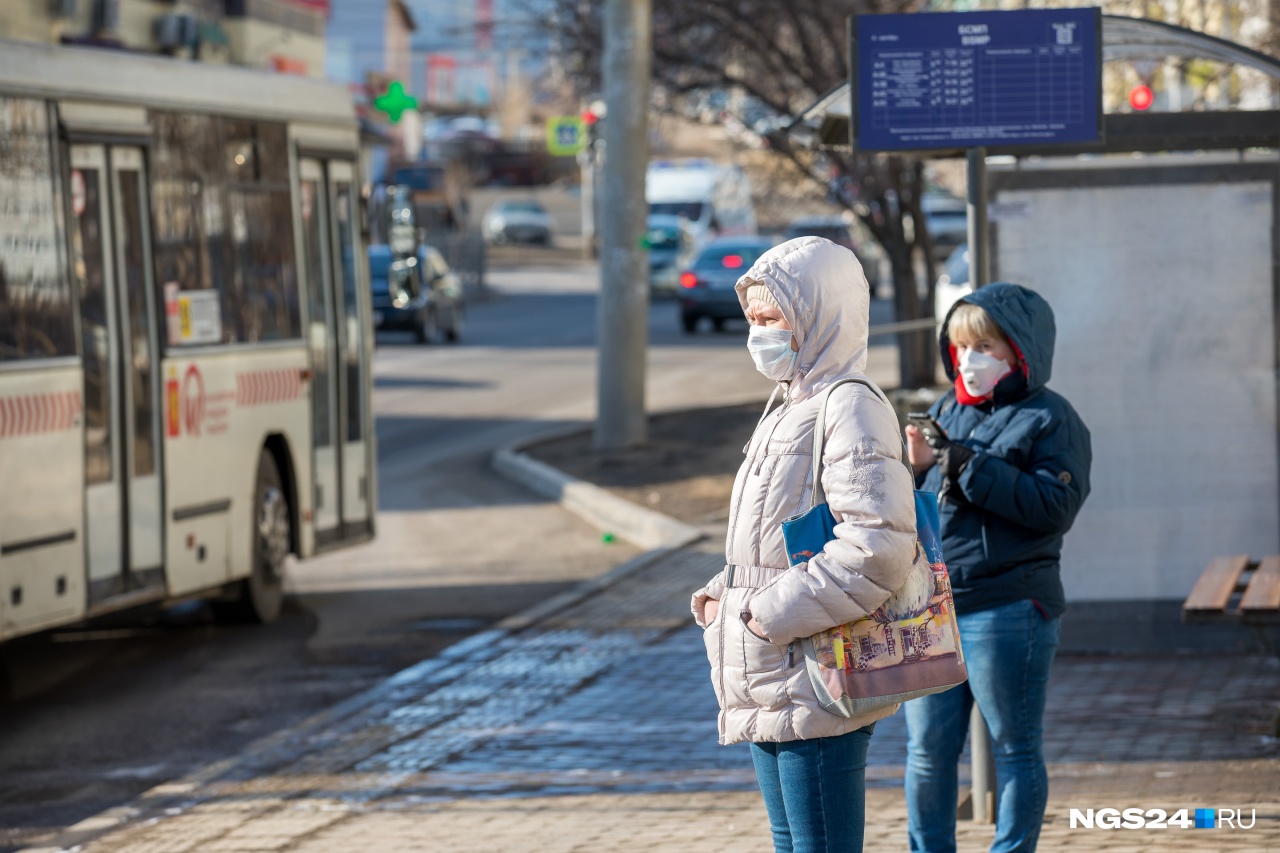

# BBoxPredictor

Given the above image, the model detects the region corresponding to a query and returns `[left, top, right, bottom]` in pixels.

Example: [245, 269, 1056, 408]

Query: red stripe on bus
[234, 369, 302, 406]
[0, 392, 80, 438]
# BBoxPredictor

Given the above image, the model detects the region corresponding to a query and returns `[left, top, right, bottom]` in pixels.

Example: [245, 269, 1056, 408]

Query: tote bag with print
[781, 378, 967, 718]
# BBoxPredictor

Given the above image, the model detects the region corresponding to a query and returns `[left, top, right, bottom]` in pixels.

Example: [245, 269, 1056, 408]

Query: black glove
[936, 441, 975, 505]
[939, 442, 974, 480]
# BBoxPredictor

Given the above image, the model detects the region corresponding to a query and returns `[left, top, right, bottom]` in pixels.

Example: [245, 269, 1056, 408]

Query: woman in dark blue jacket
[903, 283, 1091, 853]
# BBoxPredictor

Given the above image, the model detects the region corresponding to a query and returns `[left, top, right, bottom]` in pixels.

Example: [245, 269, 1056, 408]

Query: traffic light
[582, 109, 601, 148]
[1128, 85, 1153, 111]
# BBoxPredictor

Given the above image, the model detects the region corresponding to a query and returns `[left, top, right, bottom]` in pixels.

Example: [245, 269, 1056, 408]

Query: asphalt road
[1, 259, 893, 850]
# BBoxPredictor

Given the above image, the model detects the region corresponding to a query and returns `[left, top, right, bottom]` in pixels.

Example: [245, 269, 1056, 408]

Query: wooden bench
[1182, 555, 1280, 656]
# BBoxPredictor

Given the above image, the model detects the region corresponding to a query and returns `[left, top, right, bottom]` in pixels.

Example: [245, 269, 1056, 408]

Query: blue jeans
[750, 724, 875, 853]
[905, 598, 1060, 853]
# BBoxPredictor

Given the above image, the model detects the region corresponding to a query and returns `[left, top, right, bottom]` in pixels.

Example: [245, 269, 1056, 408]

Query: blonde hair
[947, 301, 1008, 347]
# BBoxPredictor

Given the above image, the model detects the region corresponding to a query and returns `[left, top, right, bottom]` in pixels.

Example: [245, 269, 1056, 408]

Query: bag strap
[808, 377, 911, 508]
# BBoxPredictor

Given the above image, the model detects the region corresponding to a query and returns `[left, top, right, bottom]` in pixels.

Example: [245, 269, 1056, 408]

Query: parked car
[934, 243, 972, 324]
[921, 192, 968, 261]
[481, 198, 555, 245]
[646, 214, 697, 296]
[678, 236, 776, 333]
[369, 244, 464, 344]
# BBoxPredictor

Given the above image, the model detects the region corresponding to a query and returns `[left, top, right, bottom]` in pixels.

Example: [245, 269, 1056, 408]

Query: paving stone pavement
[24, 539, 1280, 852]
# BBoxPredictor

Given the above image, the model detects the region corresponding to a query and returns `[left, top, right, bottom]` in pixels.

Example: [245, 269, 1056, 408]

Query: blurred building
[405, 0, 495, 109]
[325, 0, 415, 91]
[324, 0, 419, 182]
[0, 0, 328, 77]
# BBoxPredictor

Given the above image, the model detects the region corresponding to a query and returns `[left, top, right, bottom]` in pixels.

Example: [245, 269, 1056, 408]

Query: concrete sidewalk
[24, 536, 1280, 853]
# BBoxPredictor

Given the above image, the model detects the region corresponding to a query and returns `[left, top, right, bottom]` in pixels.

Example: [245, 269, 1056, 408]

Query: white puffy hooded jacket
[692, 237, 917, 746]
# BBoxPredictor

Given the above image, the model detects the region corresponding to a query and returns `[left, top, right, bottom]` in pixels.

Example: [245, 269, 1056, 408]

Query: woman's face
[952, 332, 1017, 368]
[746, 298, 799, 351]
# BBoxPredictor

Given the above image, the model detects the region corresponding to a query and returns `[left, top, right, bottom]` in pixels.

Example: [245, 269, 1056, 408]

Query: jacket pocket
[738, 614, 788, 710]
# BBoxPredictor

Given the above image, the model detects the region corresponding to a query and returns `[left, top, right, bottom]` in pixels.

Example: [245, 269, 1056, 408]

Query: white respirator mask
[958, 348, 1013, 398]
[748, 325, 798, 381]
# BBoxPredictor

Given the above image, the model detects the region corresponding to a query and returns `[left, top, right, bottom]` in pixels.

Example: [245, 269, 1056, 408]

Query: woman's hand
[743, 613, 769, 641]
[905, 424, 935, 477]
[704, 598, 720, 625]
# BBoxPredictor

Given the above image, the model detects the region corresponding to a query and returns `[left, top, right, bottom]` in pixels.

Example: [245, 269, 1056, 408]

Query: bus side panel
[0, 366, 87, 640]
[161, 348, 312, 597]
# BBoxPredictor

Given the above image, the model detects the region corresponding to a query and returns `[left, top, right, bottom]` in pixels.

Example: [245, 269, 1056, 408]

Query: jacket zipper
[728, 386, 788, 557]
[717, 599, 728, 723]
[752, 391, 790, 476]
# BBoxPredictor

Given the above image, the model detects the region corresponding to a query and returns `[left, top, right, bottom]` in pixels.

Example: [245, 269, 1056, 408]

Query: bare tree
[527, 0, 941, 387]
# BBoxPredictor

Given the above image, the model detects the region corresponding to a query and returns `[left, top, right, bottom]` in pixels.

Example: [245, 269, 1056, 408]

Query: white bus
[0, 40, 376, 641]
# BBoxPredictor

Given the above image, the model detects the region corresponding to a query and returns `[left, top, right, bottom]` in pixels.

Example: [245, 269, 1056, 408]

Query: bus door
[70, 144, 165, 605]
[299, 157, 372, 545]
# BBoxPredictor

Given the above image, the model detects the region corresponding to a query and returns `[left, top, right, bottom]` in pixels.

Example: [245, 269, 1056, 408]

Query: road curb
[492, 434, 704, 552]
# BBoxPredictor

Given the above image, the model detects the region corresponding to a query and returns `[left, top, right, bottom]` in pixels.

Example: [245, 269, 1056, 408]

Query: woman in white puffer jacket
[692, 237, 917, 853]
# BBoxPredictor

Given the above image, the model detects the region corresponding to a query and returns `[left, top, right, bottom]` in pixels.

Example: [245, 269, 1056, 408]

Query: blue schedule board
[853, 8, 1102, 152]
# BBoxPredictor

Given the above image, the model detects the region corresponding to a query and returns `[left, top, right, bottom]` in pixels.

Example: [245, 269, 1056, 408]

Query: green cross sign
[373, 81, 417, 123]
[546, 115, 586, 156]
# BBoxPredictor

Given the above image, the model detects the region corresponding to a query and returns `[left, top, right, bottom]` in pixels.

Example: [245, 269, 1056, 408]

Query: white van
[646, 159, 755, 293]
[647, 159, 755, 239]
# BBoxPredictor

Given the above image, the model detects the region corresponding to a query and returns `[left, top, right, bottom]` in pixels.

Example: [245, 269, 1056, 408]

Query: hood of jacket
[940, 282, 1056, 394]
[735, 237, 870, 402]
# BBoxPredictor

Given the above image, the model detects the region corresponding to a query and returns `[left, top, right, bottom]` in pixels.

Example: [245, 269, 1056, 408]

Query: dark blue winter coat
[920, 283, 1091, 619]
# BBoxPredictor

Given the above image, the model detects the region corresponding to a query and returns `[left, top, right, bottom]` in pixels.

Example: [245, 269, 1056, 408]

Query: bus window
[300, 173, 334, 451]
[332, 181, 363, 444]
[117, 166, 156, 478]
[0, 97, 75, 360]
[225, 120, 300, 342]
[69, 157, 113, 485]
[150, 112, 229, 345]
[150, 113, 300, 346]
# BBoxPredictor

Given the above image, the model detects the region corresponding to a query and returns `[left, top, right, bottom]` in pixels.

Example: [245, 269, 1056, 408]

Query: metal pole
[579, 144, 595, 260]
[969, 703, 998, 824]
[594, 0, 650, 451]
[964, 145, 997, 825]
[966, 146, 991, 288]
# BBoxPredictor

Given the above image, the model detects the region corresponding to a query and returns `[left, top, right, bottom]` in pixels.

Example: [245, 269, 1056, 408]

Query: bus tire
[212, 450, 289, 624]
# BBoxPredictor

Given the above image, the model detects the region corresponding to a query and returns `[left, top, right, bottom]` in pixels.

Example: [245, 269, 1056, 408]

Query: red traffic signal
[1129, 85, 1153, 111]
[581, 110, 599, 126]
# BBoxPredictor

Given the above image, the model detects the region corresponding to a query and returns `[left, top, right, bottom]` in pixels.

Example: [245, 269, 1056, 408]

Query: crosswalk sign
[546, 116, 586, 156]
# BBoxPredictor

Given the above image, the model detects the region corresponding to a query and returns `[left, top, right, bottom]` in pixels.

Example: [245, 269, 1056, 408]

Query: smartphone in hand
[907, 412, 949, 450]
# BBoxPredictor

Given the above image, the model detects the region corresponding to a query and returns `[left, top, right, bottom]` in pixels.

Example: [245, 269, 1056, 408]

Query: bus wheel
[213, 451, 289, 624]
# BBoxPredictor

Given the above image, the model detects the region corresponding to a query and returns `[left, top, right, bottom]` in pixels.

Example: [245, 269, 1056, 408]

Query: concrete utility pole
[579, 144, 595, 260]
[594, 0, 651, 451]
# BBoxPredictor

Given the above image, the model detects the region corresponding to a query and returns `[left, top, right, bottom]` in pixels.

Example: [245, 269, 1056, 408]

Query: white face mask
[748, 325, 798, 381]
[958, 348, 1013, 398]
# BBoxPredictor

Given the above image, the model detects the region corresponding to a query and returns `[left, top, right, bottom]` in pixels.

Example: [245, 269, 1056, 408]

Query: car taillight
[722, 254, 744, 269]
[680, 272, 699, 288]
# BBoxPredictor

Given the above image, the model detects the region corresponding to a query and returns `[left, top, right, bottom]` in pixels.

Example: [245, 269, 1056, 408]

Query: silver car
[482, 198, 555, 245]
